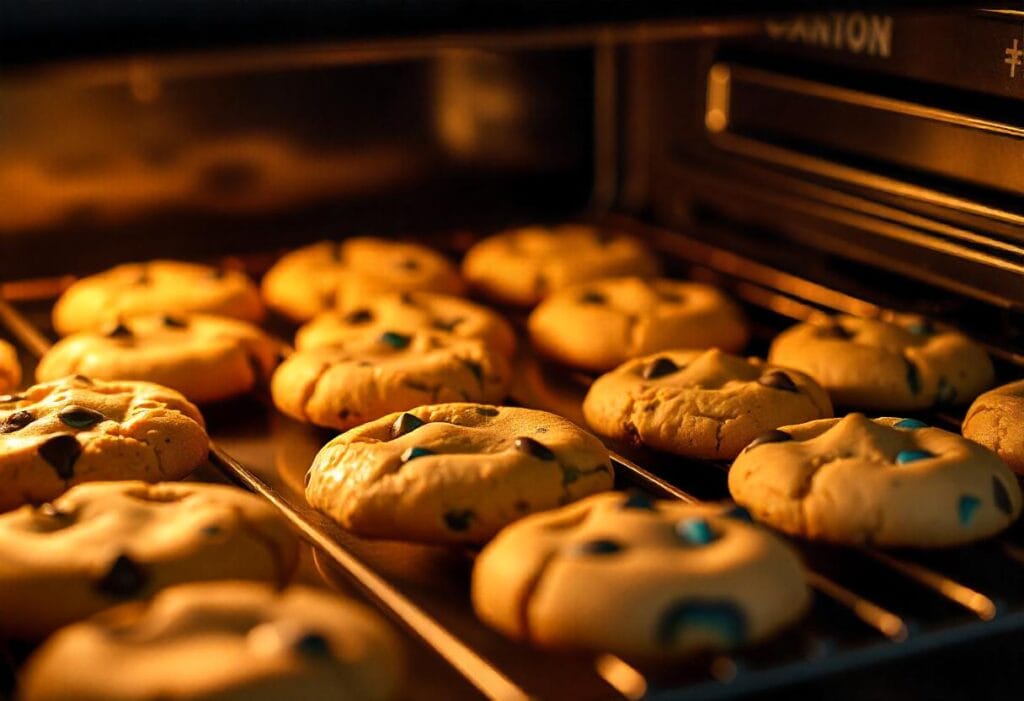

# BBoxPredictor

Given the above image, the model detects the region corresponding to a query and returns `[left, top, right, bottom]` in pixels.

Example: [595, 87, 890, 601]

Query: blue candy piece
[894, 418, 928, 430]
[676, 518, 718, 545]
[621, 491, 656, 511]
[959, 495, 981, 525]
[895, 449, 934, 465]
[723, 505, 753, 523]
[401, 446, 434, 463]
[379, 331, 411, 349]
[655, 600, 748, 647]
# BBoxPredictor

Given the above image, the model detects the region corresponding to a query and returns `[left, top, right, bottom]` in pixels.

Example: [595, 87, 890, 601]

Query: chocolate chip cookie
[262, 238, 465, 322]
[472, 491, 810, 657]
[272, 328, 510, 431]
[52, 260, 264, 336]
[963, 379, 1024, 475]
[768, 315, 994, 410]
[20, 581, 404, 701]
[0, 480, 299, 639]
[38, 313, 284, 404]
[729, 414, 1022, 547]
[528, 277, 749, 372]
[583, 349, 832, 460]
[0, 339, 20, 393]
[0, 376, 209, 511]
[306, 403, 614, 543]
[462, 224, 661, 306]
[295, 291, 515, 358]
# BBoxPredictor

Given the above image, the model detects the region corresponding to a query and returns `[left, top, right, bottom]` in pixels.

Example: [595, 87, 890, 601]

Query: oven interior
[2, 5, 1024, 700]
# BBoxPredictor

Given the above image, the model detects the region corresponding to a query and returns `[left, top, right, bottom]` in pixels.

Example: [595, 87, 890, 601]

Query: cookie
[261, 238, 465, 322]
[271, 329, 510, 431]
[0, 480, 299, 639]
[472, 491, 810, 657]
[295, 291, 515, 358]
[37, 313, 284, 404]
[0, 375, 208, 512]
[306, 403, 614, 543]
[963, 379, 1024, 475]
[462, 224, 661, 306]
[52, 260, 264, 336]
[0, 339, 20, 393]
[768, 315, 994, 411]
[528, 277, 749, 372]
[583, 349, 832, 460]
[729, 414, 1022, 547]
[19, 581, 404, 701]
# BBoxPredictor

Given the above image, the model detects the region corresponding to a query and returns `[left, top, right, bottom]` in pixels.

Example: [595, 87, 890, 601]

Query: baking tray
[2, 219, 1024, 700]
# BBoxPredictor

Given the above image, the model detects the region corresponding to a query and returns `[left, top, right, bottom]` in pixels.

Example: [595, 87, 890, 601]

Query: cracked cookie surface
[583, 349, 832, 460]
[462, 224, 661, 307]
[295, 291, 515, 358]
[0, 339, 20, 394]
[728, 414, 1022, 547]
[262, 238, 465, 322]
[272, 328, 510, 431]
[20, 581, 404, 701]
[0, 375, 208, 511]
[963, 379, 1024, 475]
[528, 277, 749, 372]
[0, 480, 299, 639]
[768, 315, 993, 411]
[305, 403, 614, 543]
[53, 260, 264, 336]
[471, 491, 810, 658]
[37, 313, 284, 404]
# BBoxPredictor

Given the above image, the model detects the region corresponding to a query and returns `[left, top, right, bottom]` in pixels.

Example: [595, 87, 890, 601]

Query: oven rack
[1, 223, 1023, 700]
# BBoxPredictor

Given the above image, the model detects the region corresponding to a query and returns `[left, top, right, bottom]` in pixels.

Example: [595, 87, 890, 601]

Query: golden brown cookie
[728, 414, 1022, 547]
[583, 349, 832, 460]
[306, 403, 614, 543]
[472, 491, 810, 658]
[0, 480, 299, 639]
[261, 238, 465, 322]
[0, 376, 208, 512]
[52, 260, 264, 336]
[963, 379, 1024, 475]
[462, 224, 661, 306]
[528, 277, 749, 372]
[0, 339, 20, 394]
[768, 315, 994, 411]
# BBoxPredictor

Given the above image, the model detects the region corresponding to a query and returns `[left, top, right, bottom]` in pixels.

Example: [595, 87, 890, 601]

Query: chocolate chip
[95, 554, 147, 598]
[293, 632, 331, 656]
[344, 308, 373, 325]
[676, 518, 718, 545]
[621, 491, 655, 510]
[758, 370, 798, 393]
[642, 357, 679, 380]
[337, 408, 350, 421]
[432, 317, 464, 332]
[743, 429, 792, 452]
[905, 358, 921, 395]
[401, 446, 434, 463]
[571, 538, 624, 556]
[58, 405, 105, 429]
[818, 320, 853, 340]
[475, 407, 499, 417]
[38, 434, 81, 480]
[514, 436, 555, 460]
[162, 315, 188, 328]
[444, 509, 474, 532]
[379, 331, 411, 349]
[894, 418, 927, 429]
[391, 412, 425, 438]
[397, 258, 419, 271]
[104, 321, 133, 339]
[655, 600, 747, 647]
[993, 477, 1014, 516]
[1, 410, 34, 433]
[958, 495, 981, 526]
[895, 449, 934, 465]
[579, 291, 606, 304]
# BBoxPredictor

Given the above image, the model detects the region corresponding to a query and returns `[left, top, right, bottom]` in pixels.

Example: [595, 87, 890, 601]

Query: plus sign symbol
[1006, 38, 1023, 78]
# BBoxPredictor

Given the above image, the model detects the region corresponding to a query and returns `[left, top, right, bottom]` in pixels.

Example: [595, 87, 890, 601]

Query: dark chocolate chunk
[337, 408, 350, 421]
[958, 495, 981, 525]
[895, 449, 934, 465]
[475, 407, 499, 417]
[743, 429, 792, 452]
[344, 308, 373, 325]
[162, 314, 188, 328]
[676, 518, 718, 545]
[514, 436, 555, 460]
[96, 554, 147, 598]
[432, 317, 465, 332]
[904, 358, 921, 395]
[571, 539, 624, 556]
[1, 410, 34, 433]
[894, 418, 927, 429]
[758, 370, 798, 393]
[993, 477, 1014, 516]
[58, 405, 105, 429]
[391, 412, 425, 438]
[104, 321, 133, 339]
[444, 509, 474, 532]
[621, 491, 655, 510]
[397, 258, 419, 271]
[642, 357, 679, 380]
[379, 331, 411, 349]
[401, 446, 434, 463]
[655, 600, 748, 647]
[38, 434, 82, 480]
[579, 291, 606, 305]
[293, 632, 331, 656]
